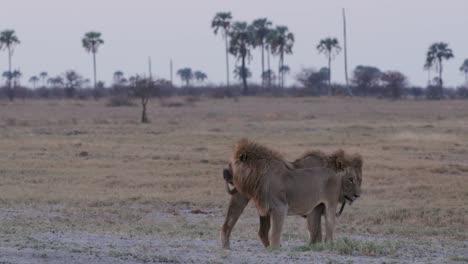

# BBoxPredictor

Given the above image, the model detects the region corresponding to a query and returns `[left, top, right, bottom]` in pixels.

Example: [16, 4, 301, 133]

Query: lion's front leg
[324, 204, 337, 243]
[221, 193, 250, 249]
[268, 206, 287, 249]
[307, 205, 324, 244]
[258, 214, 270, 247]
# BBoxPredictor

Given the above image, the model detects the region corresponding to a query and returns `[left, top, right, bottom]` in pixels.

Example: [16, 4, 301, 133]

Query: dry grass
[0, 97, 467, 243]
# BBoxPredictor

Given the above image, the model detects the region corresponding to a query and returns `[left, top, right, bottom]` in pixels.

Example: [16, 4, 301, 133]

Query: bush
[106, 96, 136, 107]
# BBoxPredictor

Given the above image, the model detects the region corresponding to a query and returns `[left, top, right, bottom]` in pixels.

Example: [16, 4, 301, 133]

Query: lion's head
[336, 154, 363, 205]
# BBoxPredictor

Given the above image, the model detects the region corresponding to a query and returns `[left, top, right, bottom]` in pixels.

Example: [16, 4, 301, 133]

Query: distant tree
[11, 70, 22, 88]
[64, 70, 84, 98]
[262, 69, 276, 86]
[270, 26, 294, 89]
[459, 59, 468, 83]
[39, 72, 48, 87]
[0, 30, 20, 101]
[47, 76, 64, 87]
[316, 37, 341, 94]
[82, 31, 104, 91]
[113, 71, 124, 84]
[279, 65, 290, 86]
[351, 65, 382, 96]
[381, 70, 408, 99]
[296, 67, 329, 95]
[131, 76, 152, 123]
[265, 29, 277, 87]
[194, 71, 208, 84]
[29, 76, 39, 89]
[234, 66, 252, 81]
[177, 68, 193, 86]
[229, 22, 254, 95]
[425, 42, 454, 90]
[211, 12, 232, 87]
[251, 18, 272, 87]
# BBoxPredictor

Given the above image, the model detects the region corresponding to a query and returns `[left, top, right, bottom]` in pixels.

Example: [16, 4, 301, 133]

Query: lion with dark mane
[221, 138, 363, 249]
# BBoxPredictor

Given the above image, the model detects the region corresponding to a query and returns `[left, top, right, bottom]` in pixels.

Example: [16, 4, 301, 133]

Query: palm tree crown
[459, 59, 468, 83]
[82, 31, 104, 53]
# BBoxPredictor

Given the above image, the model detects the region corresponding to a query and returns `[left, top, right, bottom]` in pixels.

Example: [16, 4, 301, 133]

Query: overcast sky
[1, 0, 467, 87]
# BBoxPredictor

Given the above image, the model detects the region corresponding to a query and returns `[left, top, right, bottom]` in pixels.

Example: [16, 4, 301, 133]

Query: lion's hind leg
[221, 193, 250, 249]
[307, 204, 324, 244]
[258, 214, 270, 247]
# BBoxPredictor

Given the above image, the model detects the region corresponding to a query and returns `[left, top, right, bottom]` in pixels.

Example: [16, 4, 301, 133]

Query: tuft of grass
[293, 237, 400, 257]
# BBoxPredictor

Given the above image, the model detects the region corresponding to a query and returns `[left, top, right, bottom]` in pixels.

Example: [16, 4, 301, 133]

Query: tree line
[1, 12, 468, 101]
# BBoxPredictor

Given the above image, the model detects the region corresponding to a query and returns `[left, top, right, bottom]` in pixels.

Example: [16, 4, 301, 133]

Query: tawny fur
[231, 138, 291, 215]
[223, 139, 363, 249]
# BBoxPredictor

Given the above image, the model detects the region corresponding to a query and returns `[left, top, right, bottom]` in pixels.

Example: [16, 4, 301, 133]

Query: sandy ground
[0, 210, 466, 264]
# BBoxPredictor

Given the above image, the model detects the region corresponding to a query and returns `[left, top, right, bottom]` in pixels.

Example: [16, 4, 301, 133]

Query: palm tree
[0, 30, 20, 101]
[29, 76, 39, 89]
[229, 22, 254, 95]
[234, 66, 252, 81]
[251, 18, 272, 87]
[11, 70, 21, 89]
[211, 12, 232, 87]
[425, 42, 454, 89]
[113, 71, 124, 84]
[317, 37, 342, 95]
[82, 31, 104, 90]
[194, 71, 208, 84]
[279, 65, 290, 85]
[270, 26, 294, 89]
[459, 59, 468, 83]
[39, 72, 48, 87]
[265, 29, 277, 87]
[47, 76, 64, 87]
[177, 68, 193, 86]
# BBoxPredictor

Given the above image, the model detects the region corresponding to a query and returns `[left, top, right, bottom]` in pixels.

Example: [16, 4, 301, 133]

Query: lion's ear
[336, 158, 345, 170]
[329, 149, 345, 170]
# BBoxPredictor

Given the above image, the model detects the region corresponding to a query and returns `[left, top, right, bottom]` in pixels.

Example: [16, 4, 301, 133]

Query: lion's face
[341, 160, 362, 205]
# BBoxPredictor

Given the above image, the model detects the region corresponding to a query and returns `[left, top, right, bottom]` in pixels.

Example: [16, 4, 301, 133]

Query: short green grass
[293, 237, 400, 257]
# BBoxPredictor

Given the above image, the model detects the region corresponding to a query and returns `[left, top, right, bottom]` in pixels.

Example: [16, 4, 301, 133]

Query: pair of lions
[221, 138, 363, 249]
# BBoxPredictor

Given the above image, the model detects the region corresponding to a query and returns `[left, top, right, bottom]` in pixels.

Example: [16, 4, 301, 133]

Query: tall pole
[148, 56, 152, 79]
[343, 8, 352, 96]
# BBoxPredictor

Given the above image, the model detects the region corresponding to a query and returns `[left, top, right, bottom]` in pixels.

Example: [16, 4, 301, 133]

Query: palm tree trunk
[7, 47, 13, 101]
[224, 31, 230, 88]
[438, 58, 443, 87]
[267, 46, 271, 87]
[261, 42, 265, 88]
[93, 51, 97, 89]
[141, 99, 149, 123]
[328, 54, 332, 96]
[241, 55, 248, 95]
[438, 58, 443, 98]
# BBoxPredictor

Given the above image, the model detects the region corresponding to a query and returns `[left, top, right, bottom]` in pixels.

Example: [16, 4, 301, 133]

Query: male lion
[221, 148, 361, 249]
[223, 138, 363, 249]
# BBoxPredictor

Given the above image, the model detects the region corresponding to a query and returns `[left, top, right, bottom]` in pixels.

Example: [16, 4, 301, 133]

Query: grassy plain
[0, 97, 466, 263]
